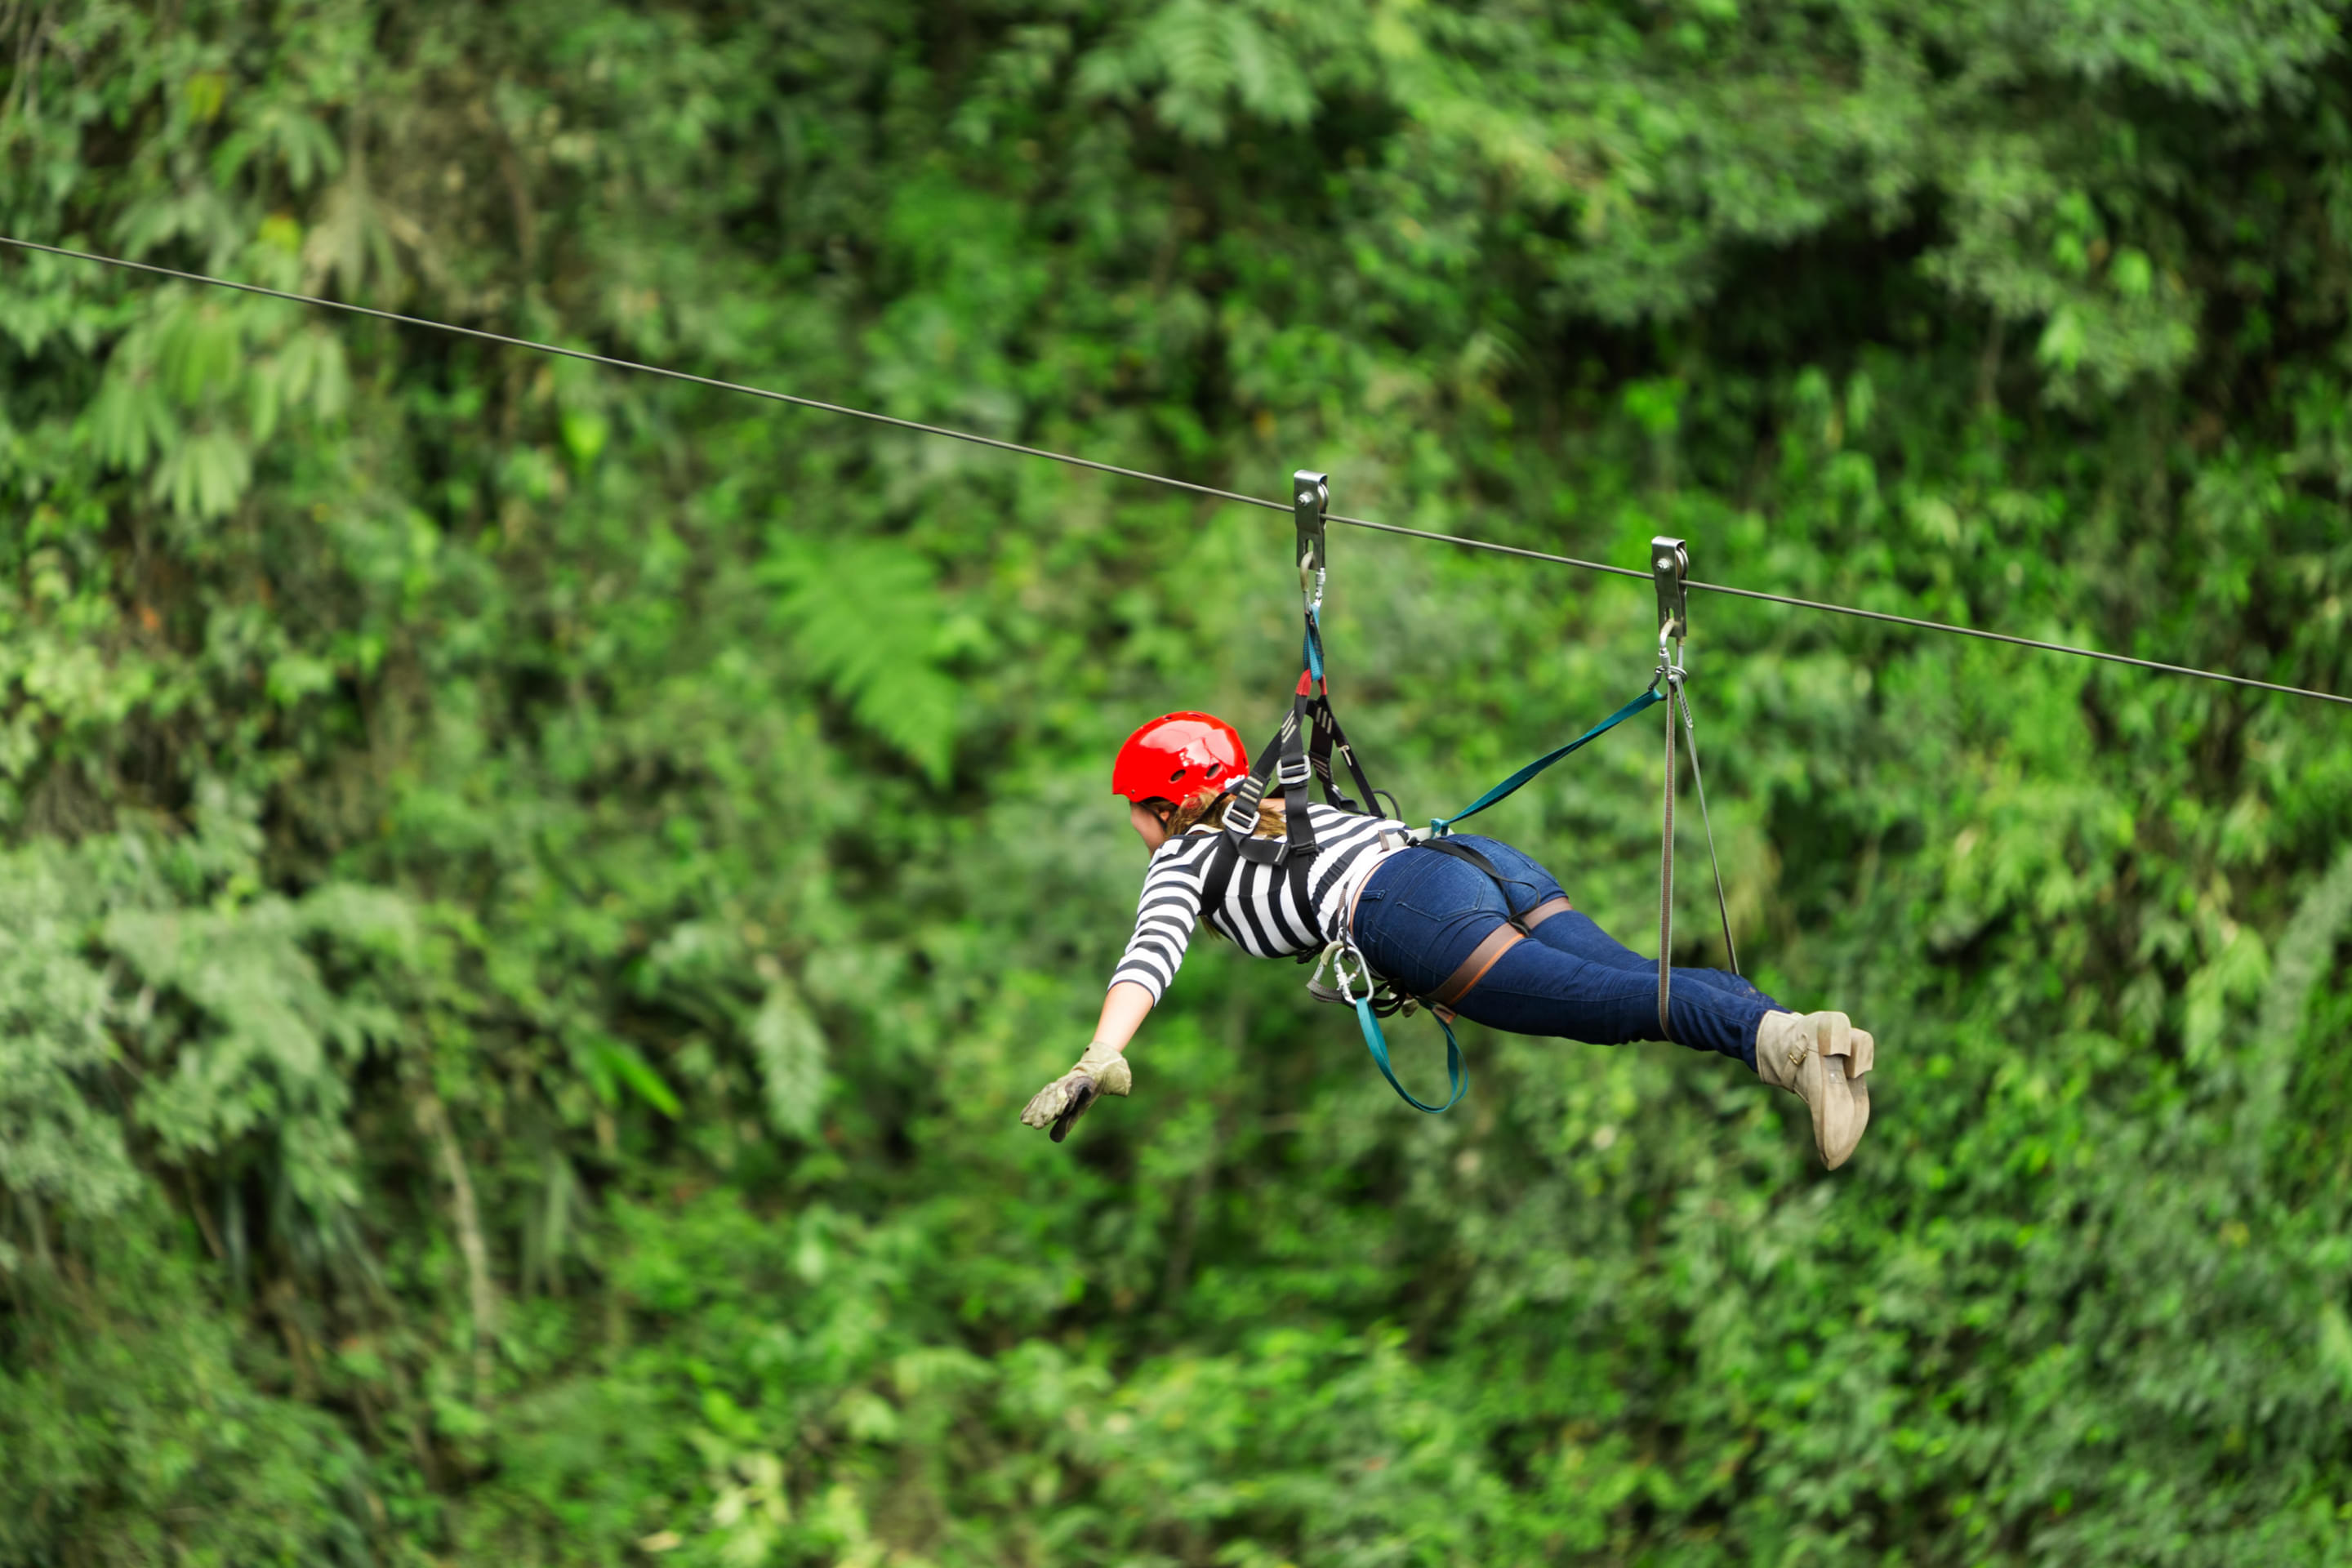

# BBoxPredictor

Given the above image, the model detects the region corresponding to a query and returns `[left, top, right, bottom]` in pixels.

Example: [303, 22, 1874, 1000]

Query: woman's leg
[1535, 911, 1778, 1009]
[1352, 838, 1876, 1164]
[1443, 837, 1780, 1029]
[1352, 840, 1771, 1064]
[1351, 847, 1517, 999]
[1450, 935, 1771, 1064]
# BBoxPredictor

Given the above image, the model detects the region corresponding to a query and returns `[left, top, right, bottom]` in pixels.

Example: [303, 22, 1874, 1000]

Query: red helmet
[1112, 711, 1249, 804]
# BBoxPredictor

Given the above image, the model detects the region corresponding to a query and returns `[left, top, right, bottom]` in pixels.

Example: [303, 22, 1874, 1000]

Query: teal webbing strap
[1427, 684, 1665, 837]
[1352, 996, 1468, 1113]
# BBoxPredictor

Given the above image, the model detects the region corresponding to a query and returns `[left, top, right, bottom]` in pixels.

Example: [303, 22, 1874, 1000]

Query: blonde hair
[1142, 790, 1284, 946]
[1159, 786, 1285, 840]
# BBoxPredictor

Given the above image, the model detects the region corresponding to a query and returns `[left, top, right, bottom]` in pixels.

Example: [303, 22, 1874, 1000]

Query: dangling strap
[1313, 942, 1466, 1113]
[1658, 669, 1678, 1041]
[1644, 534, 1738, 1045]
[1355, 996, 1468, 1113]
[1655, 664, 1739, 1044]
[1676, 679, 1738, 976]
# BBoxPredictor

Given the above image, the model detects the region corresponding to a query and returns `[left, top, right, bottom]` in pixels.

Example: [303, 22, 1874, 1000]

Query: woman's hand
[1024, 983, 1152, 1143]
[1019, 1040, 1133, 1143]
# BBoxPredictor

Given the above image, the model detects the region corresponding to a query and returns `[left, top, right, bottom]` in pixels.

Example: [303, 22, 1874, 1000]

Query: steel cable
[6, 234, 2345, 710]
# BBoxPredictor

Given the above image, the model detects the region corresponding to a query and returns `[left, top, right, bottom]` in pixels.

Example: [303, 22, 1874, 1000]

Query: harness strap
[1227, 697, 1317, 865]
[1655, 666, 1739, 1045]
[1307, 694, 1383, 817]
[1299, 610, 1391, 819]
[1220, 707, 1286, 849]
[1418, 838, 1521, 920]
[1415, 839, 1571, 933]
[1659, 670, 1678, 1041]
[1229, 608, 1392, 869]
[1300, 619, 1379, 816]
[1426, 684, 1664, 838]
[1430, 924, 1525, 1009]
[1372, 842, 1575, 1013]
[1201, 793, 1317, 950]
[1521, 895, 1572, 929]
[1198, 816, 1240, 930]
[1676, 680, 1740, 976]
[1348, 984, 1468, 1113]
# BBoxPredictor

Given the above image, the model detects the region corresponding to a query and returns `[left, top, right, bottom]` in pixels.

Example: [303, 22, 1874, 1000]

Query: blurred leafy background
[2, 0, 2351, 1562]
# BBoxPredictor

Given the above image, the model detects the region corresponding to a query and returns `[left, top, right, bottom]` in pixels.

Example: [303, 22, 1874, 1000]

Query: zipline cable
[0, 237, 1274, 512]
[7, 234, 2345, 711]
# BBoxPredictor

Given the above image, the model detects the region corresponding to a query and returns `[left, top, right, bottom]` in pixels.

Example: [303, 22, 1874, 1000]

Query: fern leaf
[767, 538, 964, 783]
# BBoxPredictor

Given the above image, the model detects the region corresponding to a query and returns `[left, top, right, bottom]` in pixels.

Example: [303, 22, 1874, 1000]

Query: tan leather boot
[1753, 1010, 1874, 1169]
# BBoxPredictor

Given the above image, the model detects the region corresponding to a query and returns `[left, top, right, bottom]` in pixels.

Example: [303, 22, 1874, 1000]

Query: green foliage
[2, 0, 2350, 1563]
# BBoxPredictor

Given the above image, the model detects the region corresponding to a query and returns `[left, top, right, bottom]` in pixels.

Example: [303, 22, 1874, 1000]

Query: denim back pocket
[1396, 854, 1502, 922]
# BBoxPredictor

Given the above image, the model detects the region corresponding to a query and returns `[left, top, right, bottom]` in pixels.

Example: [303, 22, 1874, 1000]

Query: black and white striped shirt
[1108, 802, 1412, 1003]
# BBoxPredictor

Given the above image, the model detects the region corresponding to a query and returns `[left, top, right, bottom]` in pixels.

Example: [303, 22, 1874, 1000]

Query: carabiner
[1310, 939, 1371, 1006]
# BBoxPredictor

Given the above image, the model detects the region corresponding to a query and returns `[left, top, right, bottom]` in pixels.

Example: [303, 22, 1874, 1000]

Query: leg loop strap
[1429, 924, 1525, 1009]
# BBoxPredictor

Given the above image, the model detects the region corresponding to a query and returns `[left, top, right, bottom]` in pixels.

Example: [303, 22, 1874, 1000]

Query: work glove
[1018, 1041, 1133, 1143]
[1753, 1010, 1876, 1169]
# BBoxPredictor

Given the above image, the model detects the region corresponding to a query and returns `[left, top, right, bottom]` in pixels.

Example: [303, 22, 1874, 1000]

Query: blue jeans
[1351, 835, 1779, 1067]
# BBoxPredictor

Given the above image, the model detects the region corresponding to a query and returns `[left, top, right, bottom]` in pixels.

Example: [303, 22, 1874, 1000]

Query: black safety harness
[1196, 471, 1396, 934]
[1202, 473, 1738, 1115]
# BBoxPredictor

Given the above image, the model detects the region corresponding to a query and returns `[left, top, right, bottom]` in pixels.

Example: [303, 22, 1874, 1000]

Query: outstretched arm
[1089, 981, 1154, 1054]
[1022, 842, 1201, 1141]
[1018, 982, 1153, 1142]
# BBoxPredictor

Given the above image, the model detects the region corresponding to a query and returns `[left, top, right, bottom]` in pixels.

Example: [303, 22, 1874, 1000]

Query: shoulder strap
[1198, 829, 1238, 933]
[1226, 688, 1320, 866]
[1305, 687, 1379, 814]
[1198, 816, 1317, 944]
[1223, 601, 1401, 871]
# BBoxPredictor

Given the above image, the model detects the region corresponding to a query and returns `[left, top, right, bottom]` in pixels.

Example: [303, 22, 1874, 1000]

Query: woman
[1020, 712, 1877, 1167]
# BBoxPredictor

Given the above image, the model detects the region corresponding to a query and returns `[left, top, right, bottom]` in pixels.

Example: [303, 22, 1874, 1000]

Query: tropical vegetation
[2, 1, 2350, 1561]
